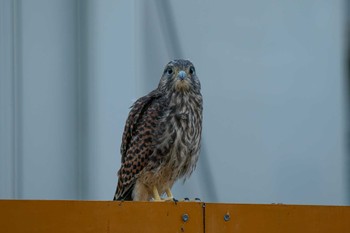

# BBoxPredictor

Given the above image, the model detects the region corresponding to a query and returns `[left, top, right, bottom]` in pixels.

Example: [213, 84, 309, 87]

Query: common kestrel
[114, 59, 203, 201]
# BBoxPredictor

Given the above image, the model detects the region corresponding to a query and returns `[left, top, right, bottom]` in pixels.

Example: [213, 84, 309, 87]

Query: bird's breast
[158, 105, 202, 178]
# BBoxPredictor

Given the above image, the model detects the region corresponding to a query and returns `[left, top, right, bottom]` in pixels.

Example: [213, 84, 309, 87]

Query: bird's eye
[165, 67, 173, 75]
[189, 66, 195, 75]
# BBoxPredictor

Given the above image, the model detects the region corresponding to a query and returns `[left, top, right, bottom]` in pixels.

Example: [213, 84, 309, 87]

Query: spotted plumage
[114, 59, 203, 201]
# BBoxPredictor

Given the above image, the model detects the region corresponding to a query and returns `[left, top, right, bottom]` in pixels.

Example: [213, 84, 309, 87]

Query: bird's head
[158, 59, 201, 93]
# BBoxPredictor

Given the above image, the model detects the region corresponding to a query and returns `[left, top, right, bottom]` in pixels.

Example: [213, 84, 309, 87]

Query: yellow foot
[163, 188, 174, 201]
[151, 187, 177, 202]
[152, 199, 166, 202]
[152, 186, 162, 201]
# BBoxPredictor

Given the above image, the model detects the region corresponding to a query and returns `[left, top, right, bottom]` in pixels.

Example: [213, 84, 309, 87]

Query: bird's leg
[163, 188, 174, 201]
[152, 186, 162, 201]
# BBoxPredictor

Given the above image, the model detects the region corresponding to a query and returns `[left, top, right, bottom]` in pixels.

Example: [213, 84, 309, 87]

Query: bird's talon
[151, 198, 164, 202]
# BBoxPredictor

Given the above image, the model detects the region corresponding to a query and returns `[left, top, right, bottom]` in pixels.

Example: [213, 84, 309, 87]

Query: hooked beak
[177, 70, 187, 80]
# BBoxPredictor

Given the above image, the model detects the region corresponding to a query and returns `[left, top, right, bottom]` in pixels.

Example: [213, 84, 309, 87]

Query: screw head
[224, 213, 230, 222]
[182, 213, 189, 222]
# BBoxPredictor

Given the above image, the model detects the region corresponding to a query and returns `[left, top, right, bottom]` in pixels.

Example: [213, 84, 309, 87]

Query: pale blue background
[0, 0, 349, 205]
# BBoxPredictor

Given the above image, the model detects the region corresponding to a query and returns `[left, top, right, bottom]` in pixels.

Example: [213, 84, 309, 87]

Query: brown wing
[114, 89, 164, 200]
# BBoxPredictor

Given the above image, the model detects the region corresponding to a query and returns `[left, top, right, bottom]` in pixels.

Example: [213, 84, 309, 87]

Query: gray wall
[0, 0, 348, 205]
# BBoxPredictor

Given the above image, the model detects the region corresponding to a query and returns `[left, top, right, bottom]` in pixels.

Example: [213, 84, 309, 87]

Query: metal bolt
[224, 213, 230, 222]
[182, 213, 189, 222]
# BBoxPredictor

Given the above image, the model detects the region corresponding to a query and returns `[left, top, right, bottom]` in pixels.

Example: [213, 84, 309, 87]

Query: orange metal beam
[0, 200, 203, 233]
[0, 200, 349, 233]
[205, 203, 350, 233]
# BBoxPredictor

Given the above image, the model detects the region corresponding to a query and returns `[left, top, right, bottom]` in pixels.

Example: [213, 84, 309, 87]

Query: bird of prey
[114, 59, 203, 201]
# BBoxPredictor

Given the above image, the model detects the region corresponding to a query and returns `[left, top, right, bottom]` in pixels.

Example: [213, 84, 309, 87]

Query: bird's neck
[167, 91, 202, 113]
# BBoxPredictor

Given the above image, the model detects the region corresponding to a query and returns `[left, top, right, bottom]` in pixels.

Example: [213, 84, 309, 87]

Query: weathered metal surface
[0, 200, 203, 233]
[1, 200, 350, 233]
[205, 203, 350, 233]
